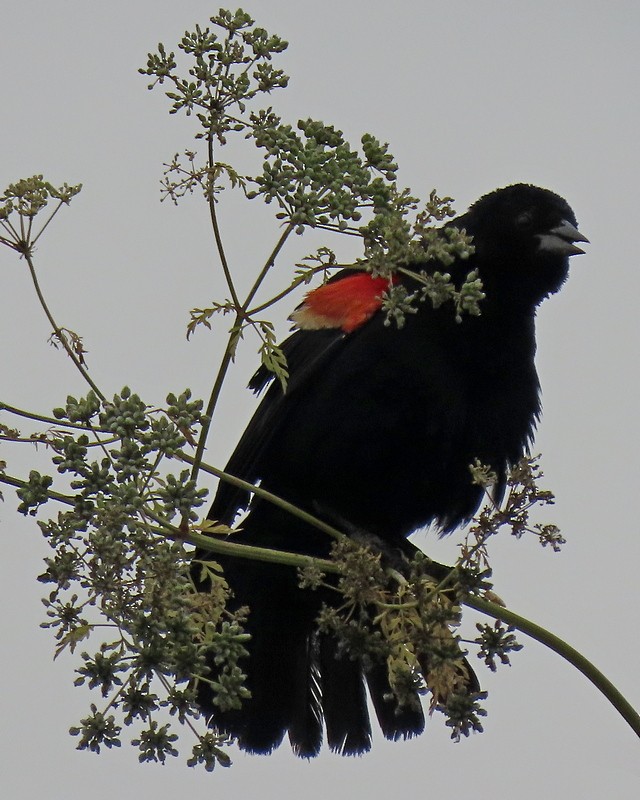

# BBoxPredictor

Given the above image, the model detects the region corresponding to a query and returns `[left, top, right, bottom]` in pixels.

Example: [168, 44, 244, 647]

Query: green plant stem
[189, 223, 295, 487]
[246, 262, 333, 316]
[31, 199, 67, 247]
[151, 520, 337, 573]
[466, 594, 640, 739]
[0, 472, 74, 506]
[241, 222, 295, 312]
[0, 467, 337, 575]
[178, 450, 344, 542]
[24, 251, 106, 402]
[188, 344, 235, 486]
[207, 135, 241, 309]
[0, 401, 107, 432]
[1, 215, 22, 247]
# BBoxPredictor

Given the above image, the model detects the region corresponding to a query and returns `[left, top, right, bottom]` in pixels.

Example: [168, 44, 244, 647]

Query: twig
[178, 450, 345, 542]
[24, 251, 106, 402]
[0, 401, 108, 432]
[466, 594, 640, 740]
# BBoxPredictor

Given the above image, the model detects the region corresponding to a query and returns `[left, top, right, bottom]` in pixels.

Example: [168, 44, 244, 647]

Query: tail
[193, 501, 472, 755]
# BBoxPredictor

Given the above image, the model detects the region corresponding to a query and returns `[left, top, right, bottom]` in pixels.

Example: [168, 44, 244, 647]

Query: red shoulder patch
[290, 273, 394, 333]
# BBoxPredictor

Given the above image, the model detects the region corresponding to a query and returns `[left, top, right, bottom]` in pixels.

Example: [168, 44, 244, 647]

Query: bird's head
[450, 183, 589, 306]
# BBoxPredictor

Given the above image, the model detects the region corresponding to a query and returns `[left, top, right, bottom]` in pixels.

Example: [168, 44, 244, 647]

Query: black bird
[195, 183, 588, 756]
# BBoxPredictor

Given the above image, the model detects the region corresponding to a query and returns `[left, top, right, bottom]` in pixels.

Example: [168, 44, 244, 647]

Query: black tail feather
[198, 576, 292, 753]
[318, 635, 372, 755]
[287, 634, 324, 757]
[366, 662, 426, 741]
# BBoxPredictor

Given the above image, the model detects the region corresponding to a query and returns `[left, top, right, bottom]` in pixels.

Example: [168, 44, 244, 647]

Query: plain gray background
[1, 1, 639, 797]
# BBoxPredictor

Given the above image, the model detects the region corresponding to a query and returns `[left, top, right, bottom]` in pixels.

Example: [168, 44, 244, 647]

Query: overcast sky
[2, 1, 639, 798]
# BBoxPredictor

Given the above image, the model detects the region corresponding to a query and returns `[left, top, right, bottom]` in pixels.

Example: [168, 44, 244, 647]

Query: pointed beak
[537, 219, 590, 256]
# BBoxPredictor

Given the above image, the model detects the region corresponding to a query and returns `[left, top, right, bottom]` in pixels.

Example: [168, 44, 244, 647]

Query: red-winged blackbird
[195, 183, 588, 756]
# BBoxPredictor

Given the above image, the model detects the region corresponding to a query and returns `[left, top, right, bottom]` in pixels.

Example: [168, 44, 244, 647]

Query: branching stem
[241, 222, 295, 312]
[0, 472, 74, 506]
[24, 251, 106, 402]
[178, 450, 344, 542]
[206, 134, 240, 310]
[188, 222, 295, 487]
[467, 594, 640, 739]
[0, 401, 109, 432]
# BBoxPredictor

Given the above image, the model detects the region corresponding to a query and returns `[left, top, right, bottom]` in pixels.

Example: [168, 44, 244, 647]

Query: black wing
[209, 326, 347, 524]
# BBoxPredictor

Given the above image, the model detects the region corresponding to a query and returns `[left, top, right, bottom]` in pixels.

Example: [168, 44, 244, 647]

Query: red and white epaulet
[289, 273, 395, 334]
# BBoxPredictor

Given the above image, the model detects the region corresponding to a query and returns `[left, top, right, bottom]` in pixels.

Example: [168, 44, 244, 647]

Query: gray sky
[2, 1, 639, 797]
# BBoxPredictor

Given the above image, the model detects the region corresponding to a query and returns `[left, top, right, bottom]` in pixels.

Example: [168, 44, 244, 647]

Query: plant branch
[31, 199, 67, 247]
[241, 222, 295, 312]
[466, 594, 640, 739]
[0, 472, 74, 506]
[246, 263, 335, 316]
[150, 519, 337, 574]
[206, 135, 241, 309]
[187, 342, 235, 486]
[1, 215, 22, 245]
[189, 223, 295, 486]
[24, 251, 106, 402]
[0, 401, 107, 432]
[178, 450, 345, 542]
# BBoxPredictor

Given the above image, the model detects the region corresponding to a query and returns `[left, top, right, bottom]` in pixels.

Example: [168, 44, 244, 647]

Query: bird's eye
[515, 211, 534, 230]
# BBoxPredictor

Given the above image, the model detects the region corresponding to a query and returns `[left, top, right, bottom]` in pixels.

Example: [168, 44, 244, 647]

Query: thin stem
[189, 223, 295, 486]
[246, 272, 319, 316]
[244, 260, 359, 316]
[186, 131, 253, 484]
[0, 234, 20, 251]
[466, 594, 640, 740]
[178, 450, 344, 542]
[31, 200, 67, 247]
[0, 401, 107, 431]
[139, 451, 164, 497]
[0, 435, 117, 448]
[207, 134, 241, 309]
[188, 342, 235, 485]
[24, 251, 106, 402]
[241, 222, 295, 312]
[145, 517, 337, 573]
[0, 436, 54, 444]
[311, 223, 363, 237]
[212, 31, 234, 109]
[26, 212, 34, 244]
[1, 215, 22, 244]
[0, 472, 74, 506]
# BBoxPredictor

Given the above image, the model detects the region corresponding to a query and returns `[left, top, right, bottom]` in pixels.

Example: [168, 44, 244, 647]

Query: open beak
[537, 219, 590, 256]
